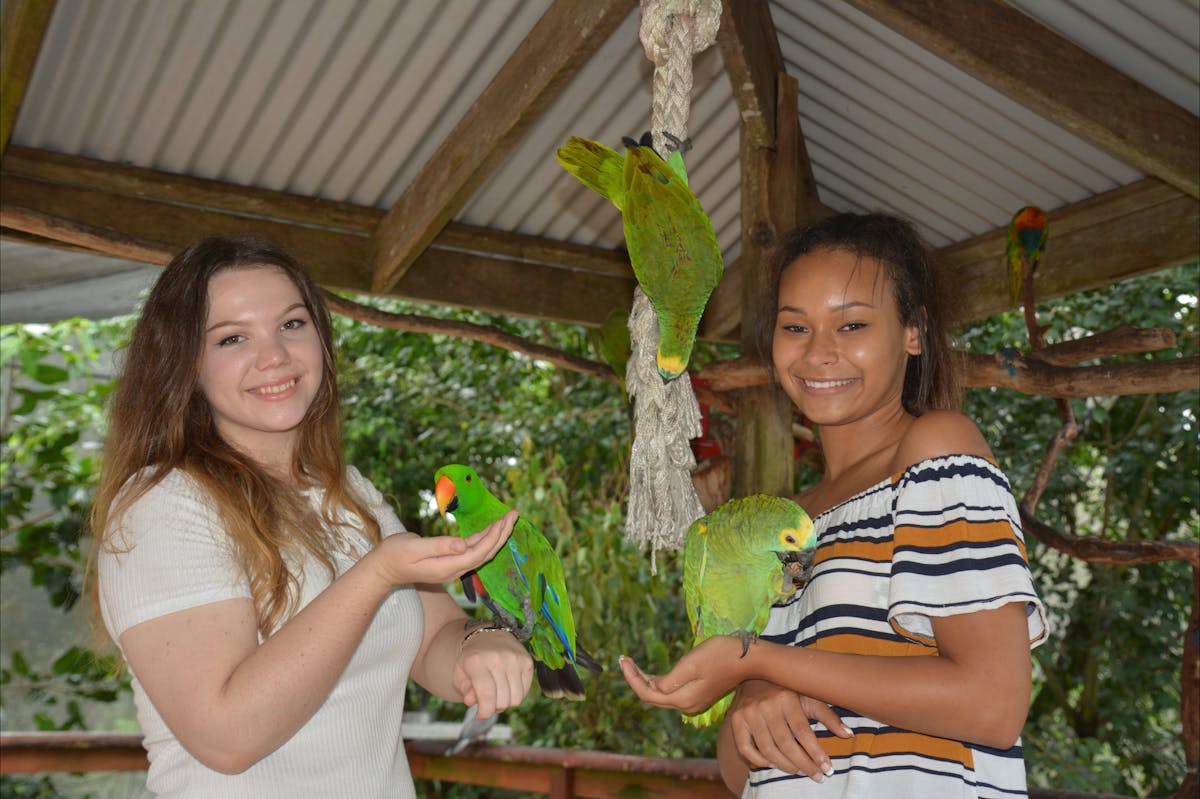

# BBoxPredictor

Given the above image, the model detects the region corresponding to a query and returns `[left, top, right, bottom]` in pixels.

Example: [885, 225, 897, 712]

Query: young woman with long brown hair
[91, 236, 532, 798]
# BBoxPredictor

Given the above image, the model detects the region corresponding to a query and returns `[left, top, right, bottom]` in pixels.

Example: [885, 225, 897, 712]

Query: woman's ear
[905, 307, 927, 356]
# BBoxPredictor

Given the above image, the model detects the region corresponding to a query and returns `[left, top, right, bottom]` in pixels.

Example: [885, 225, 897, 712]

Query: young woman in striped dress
[621, 213, 1048, 798]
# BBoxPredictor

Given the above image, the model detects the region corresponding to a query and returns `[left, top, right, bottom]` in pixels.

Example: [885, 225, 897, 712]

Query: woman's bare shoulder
[892, 410, 993, 472]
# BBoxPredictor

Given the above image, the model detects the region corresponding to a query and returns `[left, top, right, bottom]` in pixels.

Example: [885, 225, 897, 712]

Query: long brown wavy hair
[90, 236, 381, 636]
[756, 212, 960, 415]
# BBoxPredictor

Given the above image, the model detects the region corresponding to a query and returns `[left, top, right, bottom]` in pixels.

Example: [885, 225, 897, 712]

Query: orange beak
[435, 475, 457, 517]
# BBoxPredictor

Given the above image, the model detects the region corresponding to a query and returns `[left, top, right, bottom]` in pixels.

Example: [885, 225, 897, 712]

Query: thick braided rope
[624, 0, 721, 568]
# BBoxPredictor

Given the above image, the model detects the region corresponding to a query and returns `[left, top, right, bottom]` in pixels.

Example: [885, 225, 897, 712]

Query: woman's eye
[216, 334, 243, 347]
[781, 323, 808, 334]
[841, 322, 866, 332]
[282, 318, 307, 331]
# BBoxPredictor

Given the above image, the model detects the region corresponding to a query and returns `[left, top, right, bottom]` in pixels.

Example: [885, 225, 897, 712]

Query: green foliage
[0, 775, 67, 798]
[960, 262, 1198, 796]
[0, 646, 127, 731]
[1, 319, 129, 610]
[333, 298, 632, 530]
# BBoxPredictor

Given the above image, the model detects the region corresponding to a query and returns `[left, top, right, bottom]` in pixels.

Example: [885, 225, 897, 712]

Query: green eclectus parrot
[681, 494, 816, 727]
[556, 132, 723, 381]
[1006, 205, 1049, 308]
[434, 464, 601, 700]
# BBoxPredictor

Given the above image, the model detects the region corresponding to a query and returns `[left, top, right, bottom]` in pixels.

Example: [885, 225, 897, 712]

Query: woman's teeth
[256, 379, 296, 395]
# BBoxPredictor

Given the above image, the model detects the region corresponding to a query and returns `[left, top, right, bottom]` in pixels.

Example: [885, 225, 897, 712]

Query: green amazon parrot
[595, 306, 631, 395]
[1007, 205, 1049, 308]
[434, 464, 601, 700]
[556, 132, 723, 381]
[681, 494, 815, 727]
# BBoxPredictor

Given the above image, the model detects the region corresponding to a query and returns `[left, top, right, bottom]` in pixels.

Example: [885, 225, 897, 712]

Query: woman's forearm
[742, 604, 1032, 748]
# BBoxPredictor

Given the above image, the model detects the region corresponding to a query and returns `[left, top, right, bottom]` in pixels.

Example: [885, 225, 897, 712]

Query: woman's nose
[256, 334, 291, 369]
[803, 329, 837, 366]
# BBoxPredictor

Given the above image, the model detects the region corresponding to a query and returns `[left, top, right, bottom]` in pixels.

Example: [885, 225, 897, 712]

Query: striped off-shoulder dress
[745, 454, 1049, 799]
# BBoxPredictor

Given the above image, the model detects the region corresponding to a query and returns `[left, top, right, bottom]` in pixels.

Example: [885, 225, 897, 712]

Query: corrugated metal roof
[3, 0, 1197, 321]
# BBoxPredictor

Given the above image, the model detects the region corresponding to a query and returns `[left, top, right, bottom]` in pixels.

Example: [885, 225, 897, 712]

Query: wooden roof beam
[0, 147, 635, 326]
[939, 178, 1199, 326]
[0, 0, 56, 156]
[368, 0, 635, 295]
[846, 0, 1200, 199]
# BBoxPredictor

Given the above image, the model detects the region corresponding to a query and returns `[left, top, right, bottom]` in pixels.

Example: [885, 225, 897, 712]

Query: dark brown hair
[757, 213, 959, 414]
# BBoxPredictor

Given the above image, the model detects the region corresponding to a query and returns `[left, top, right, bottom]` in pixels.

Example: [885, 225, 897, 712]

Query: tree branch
[1019, 510, 1200, 567]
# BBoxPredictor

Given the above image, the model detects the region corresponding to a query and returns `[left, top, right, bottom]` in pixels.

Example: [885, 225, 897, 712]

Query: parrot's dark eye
[465, 475, 472, 482]
[785, 534, 796, 545]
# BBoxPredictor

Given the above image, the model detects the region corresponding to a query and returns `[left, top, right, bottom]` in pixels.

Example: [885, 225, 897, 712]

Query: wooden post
[718, 0, 807, 498]
[732, 71, 800, 498]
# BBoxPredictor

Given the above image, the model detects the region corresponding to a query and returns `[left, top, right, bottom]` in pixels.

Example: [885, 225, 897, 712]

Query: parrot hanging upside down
[434, 464, 602, 700]
[681, 494, 816, 727]
[556, 132, 723, 381]
[1006, 205, 1049, 308]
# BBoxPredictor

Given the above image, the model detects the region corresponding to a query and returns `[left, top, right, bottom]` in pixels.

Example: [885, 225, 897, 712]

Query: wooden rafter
[938, 179, 1200, 327]
[368, 0, 635, 295]
[0, 147, 636, 327]
[846, 0, 1200, 199]
[3, 146, 1196, 331]
[0, 0, 56, 155]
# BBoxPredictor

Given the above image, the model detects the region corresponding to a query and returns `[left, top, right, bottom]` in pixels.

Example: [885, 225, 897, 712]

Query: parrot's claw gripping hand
[514, 595, 536, 643]
[734, 630, 758, 658]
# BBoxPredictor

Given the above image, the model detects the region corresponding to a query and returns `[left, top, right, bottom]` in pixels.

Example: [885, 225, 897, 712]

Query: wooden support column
[719, 0, 802, 497]
[733, 71, 800, 498]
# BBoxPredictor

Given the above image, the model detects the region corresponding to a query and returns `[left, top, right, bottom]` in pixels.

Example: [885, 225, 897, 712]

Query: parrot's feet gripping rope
[660, 130, 692, 155]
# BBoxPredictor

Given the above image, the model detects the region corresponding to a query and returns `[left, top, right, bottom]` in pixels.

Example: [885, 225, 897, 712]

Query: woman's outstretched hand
[724, 679, 852, 780]
[619, 635, 750, 714]
[369, 510, 518, 587]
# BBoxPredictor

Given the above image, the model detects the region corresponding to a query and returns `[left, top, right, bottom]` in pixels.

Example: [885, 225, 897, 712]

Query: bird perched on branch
[434, 464, 602, 700]
[681, 494, 815, 727]
[1007, 205, 1049, 309]
[556, 132, 723, 381]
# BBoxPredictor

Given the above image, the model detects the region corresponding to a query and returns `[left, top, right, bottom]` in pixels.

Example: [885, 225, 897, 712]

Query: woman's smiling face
[771, 247, 921, 430]
[196, 265, 324, 462]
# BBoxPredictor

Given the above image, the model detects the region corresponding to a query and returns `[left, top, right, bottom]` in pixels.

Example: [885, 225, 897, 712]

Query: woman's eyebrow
[778, 299, 876, 314]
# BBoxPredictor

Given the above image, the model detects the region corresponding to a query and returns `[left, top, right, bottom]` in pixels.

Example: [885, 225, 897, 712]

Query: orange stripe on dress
[811, 635, 936, 658]
[821, 729, 975, 768]
[814, 539, 895, 566]
[895, 519, 1020, 550]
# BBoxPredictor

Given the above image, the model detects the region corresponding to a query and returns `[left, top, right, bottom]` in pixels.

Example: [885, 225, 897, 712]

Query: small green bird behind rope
[556, 132, 723, 381]
[682, 495, 816, 727]
[434, 464, 602, 700]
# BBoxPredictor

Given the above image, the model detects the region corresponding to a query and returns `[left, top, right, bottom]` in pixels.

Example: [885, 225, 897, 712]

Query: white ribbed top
[99, 466, 422, 798]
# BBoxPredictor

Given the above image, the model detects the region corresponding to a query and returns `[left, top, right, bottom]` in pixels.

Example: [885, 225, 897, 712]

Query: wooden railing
[0, 731, 1148, 799]
[0, 732, 730, 799]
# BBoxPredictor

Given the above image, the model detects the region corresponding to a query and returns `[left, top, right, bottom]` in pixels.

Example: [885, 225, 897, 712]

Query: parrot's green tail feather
[682, 692, 732, 728]
[556, 137, 624, 210]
